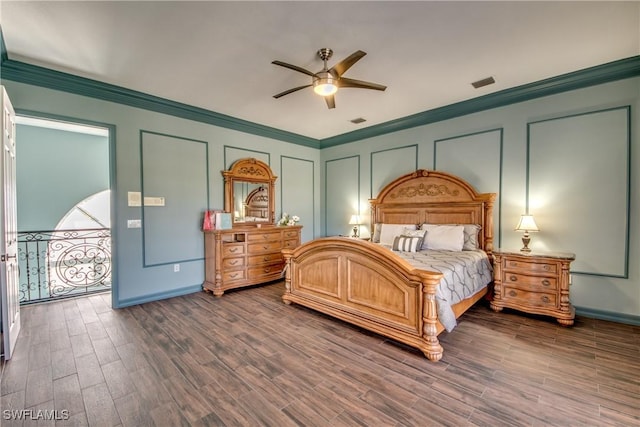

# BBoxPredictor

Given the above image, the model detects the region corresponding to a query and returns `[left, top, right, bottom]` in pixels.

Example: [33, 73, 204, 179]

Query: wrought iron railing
[17, 228, 111, 304]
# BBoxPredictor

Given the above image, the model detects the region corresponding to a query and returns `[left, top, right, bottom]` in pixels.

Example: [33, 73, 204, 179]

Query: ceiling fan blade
[325, 95, 336, 109]
[329, 50, 366, 77]
[272, 60, 316, 77]
[273, 84, 312, 99]
[338, 77, 387, 91]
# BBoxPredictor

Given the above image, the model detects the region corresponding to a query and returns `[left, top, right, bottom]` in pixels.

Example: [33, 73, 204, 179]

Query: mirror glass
[232, 182, 270, 223]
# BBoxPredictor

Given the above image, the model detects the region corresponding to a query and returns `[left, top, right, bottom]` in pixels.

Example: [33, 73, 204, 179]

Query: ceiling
[1, 1, 638, 140]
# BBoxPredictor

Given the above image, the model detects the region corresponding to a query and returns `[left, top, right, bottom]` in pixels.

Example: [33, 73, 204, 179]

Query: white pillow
[422, 223, 481, 250]
[421, 224, 464, 251]
[379, 223, 416, 246]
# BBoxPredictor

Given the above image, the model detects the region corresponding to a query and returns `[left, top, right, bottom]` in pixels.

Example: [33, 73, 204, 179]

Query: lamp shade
[514, 214, 539, 232]
[348, 215, 361, 225]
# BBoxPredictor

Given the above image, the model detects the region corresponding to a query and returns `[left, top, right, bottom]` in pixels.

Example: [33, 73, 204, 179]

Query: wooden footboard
[282, 237, 446, 361]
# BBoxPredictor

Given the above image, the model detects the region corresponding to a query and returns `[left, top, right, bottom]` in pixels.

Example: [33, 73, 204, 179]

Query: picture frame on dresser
[203, 158, 302, 297]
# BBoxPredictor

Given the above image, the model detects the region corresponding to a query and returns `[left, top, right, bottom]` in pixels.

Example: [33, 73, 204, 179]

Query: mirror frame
[223, 158, 276, 227]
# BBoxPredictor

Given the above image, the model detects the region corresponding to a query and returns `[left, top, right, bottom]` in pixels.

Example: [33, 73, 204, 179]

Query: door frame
[14, 110, 117, 307]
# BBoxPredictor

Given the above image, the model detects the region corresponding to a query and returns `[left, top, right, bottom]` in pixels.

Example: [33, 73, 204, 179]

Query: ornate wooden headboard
[369, 169, 496, 253]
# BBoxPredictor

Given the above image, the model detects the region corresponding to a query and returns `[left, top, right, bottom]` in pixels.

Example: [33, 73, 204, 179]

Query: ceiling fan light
[313, 74, 338, 96]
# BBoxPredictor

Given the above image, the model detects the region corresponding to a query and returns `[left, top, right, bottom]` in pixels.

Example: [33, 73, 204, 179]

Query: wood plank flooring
[1, 281, 638, 426]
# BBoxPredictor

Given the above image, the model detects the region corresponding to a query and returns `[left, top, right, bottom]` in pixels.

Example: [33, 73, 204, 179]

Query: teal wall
[3, 81, 320, 307]
[320, 77, 640, 322]
[2, 73, 639, 324]
[16, 124, 109, 231]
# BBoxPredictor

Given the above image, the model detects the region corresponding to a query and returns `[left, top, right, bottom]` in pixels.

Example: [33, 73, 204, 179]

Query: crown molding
[320, 56, 640, 148]
[0, 58, 320, 149]
[1, 27, 638, 150]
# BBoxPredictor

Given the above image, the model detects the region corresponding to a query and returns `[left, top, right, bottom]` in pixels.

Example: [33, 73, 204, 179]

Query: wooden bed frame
[282, 169, 496, 361]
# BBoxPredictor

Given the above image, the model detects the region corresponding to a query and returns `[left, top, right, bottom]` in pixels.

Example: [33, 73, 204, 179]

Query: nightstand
[491, 249, 575, 326]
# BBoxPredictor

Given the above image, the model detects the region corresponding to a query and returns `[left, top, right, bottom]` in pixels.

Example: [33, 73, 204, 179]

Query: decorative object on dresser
[491, 249, 575, 326]
[203, 158, 302, 297]
[514, 214, 539, 252]
[348, 214, 361, 238]
[282, 169, 496, 362]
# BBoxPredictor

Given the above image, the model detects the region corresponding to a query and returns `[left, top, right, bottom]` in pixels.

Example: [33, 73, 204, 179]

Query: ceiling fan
[272, 48, 387, 109]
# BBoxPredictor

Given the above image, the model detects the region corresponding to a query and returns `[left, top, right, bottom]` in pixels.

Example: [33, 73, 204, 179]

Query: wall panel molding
[370, 145, 418, 199]
[527, 106, 630, 278]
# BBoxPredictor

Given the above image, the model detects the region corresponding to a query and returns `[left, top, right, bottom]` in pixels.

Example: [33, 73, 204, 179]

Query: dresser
[490, 249, 575, 325]
[203, 225, 302, 296]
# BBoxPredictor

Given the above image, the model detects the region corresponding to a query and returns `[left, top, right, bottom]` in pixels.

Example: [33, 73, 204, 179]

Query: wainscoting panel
[370, 145, 418, 198]
[434, 129, 503, 243]
[141, 131, 208, 267]
[527, 107, 630, 277]
[325, 156, 359, 237]
[281, 156, 315, 241]
[223, 146, 270, 169]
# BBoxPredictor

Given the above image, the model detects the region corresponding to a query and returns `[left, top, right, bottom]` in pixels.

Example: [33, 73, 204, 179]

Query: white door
[0, 86, 20, 360]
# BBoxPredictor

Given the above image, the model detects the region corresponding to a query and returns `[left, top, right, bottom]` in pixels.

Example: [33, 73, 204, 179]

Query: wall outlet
[173, 264, 180, 272]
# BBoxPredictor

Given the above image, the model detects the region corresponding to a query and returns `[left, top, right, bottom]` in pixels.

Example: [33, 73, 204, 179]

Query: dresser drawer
[283, 238, 299, 249]
[247, 262, 284, 279]
[282, 229, 300, 239]
[503, 272, 557, 290]
[503, 258, 557, 275]
[503, 286, 557, 308]
[222, 257, 245, 269]
[222, 243, 245, 257]
[248, 253, 282, 265]
[247, 231, 281, 242]
[248, 241, 282, 254]
[223, 269, 245, 282]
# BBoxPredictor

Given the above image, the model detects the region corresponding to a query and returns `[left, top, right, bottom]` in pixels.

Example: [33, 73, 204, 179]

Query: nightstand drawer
[283, 229, 300, 239]
[504, 259, 557, 275]
[283, 238, 298, 249]
[503, 286, 557, 308]
[503, 273, 557, 290]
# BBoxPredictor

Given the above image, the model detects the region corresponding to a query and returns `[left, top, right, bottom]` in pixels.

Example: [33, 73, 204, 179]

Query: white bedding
[381, 246, 493, 332]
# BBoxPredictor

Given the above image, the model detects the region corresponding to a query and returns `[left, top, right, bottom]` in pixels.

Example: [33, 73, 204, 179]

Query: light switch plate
[127, 219, 142, 228]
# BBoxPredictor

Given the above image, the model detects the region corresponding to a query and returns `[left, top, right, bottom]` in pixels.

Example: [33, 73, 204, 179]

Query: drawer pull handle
[510, 275, 518, 282]
[508, 290, 517, 297]
[229, 248, 238, 253]
[263, 245, 269, 250]
[541, 279, 551, 286]
[229, 260, 239, 265]
[543, 265, 550, 271]
[264, 257, 270, 261]
[541, 296, 550, 303]
[264, 268, 271, 273]
[230, 273, 239, 278]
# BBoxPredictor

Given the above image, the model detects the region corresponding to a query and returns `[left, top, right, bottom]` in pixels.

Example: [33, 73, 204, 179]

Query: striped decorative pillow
[392, 235, 423, 252]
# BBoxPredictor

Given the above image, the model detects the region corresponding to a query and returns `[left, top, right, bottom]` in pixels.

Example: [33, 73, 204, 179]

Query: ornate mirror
[223, 158, 276, 226]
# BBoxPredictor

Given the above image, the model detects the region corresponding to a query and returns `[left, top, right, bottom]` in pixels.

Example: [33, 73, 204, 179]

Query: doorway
[15, 115, 113, 305]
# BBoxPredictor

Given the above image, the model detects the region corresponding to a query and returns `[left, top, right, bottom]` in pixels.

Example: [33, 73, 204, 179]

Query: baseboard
[115, 284, 202, 308]
[575, 306, 640, 326]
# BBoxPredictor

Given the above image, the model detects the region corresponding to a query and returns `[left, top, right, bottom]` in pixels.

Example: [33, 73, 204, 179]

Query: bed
[281, 169, 496, 361]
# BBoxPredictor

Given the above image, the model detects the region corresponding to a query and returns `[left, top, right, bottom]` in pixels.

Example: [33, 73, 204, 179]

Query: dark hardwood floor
[1, 282, 638, 426]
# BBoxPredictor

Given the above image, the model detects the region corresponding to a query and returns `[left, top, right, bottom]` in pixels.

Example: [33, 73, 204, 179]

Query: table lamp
[348, 215, 361, 238]
[514, 214, 539, 253]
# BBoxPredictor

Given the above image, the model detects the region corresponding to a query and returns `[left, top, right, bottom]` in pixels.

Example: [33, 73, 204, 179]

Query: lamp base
[352, 226, 359, 238]
[520, 233, 531, 253]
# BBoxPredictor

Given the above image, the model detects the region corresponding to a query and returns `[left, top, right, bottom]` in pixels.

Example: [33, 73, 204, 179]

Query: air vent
[471, 76, 495, 89]
[350, 117, 366, 124]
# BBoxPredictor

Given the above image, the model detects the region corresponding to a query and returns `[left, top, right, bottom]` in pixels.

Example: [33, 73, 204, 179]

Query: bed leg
[422, 286, 444, 362]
